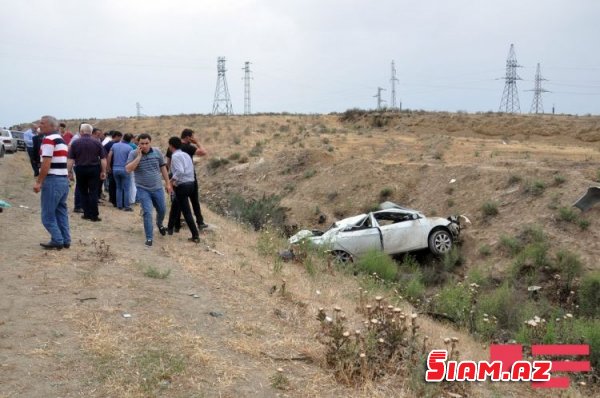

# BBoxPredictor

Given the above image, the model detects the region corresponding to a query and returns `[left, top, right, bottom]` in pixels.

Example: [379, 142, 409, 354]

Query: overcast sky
[1, 0, 599, 127]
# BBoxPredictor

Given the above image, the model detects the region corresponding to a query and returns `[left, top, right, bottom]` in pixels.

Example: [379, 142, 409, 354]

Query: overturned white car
[289, 202, 461, 263]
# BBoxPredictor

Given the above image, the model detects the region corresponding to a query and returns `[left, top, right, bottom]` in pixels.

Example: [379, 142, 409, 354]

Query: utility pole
[136, 102, 143, 119]
[212, 57, 233, 115]
[390, 60, 399, 110]
[374, 87, 386, 110]
[528, 63, 549, 114]
[242, 61, 252, 115]
[498, 44, 522, 113]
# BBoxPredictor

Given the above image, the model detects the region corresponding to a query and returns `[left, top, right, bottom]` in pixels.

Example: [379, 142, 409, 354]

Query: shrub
[355, 250, 397, 282]
[228, 152, 241, 161]
[477, 283, 522, 331]
[578, 272, 600, 318]
[432, 284, 471, 324]
[442, 246, 463, 272]
[575, 318, 600, 371]
[478, 244, 491, 257]
[481, 201, 499, 218]
[228, 194, 286, 231]
[578, 218, 590, 230]
[207, 157, 230, 170]
[557, 206, 577, 222]
[499, 235, 522, 256]
[553, 249, 583, 291]
[303, 169, 317, 179]
[507, 174, 522, 186]
[248, 142, 263, 157]
[379, 187, 393, 200]
[143, 266, 171, 279]
[553, 175, 566, 186]
[523, 180, 546, 196]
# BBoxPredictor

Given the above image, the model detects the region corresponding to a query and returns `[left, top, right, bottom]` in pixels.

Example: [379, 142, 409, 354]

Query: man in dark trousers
[166, 128, 208, 233]
[103, 130, 122, 207]
[67, 124, 107, 222]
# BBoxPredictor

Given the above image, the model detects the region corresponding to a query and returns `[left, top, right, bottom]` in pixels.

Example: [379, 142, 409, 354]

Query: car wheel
[332, 250, 353, 264]
[428, 229, 453, 255]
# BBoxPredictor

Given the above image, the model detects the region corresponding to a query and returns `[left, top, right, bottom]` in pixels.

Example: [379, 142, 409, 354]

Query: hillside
[2, 111, 599, 397]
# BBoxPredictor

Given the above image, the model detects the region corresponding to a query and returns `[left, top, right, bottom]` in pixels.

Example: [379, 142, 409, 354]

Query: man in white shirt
[167, 136, 199, 243]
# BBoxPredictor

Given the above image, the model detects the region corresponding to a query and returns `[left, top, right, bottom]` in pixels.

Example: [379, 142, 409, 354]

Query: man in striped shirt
[126, 133, 172, 247]
[33, 115, 71, 250]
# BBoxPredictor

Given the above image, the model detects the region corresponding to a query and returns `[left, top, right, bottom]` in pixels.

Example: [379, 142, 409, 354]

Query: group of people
[30, 115, 208, 249]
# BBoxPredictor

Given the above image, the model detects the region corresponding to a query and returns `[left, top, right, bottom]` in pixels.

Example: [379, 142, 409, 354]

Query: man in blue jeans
[32, 115, 71, 250]
[125, 133, 172, 247]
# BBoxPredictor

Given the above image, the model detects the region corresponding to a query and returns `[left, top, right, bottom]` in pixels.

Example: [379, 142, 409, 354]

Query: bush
[481, 201, 499, 218]
[207, 157, 230, 170]
[557, 206, 577, 222]
[575, 318, 600, 371]
[553, 249, 583, 290]
[379, 187, 393, 200]
[355, 249, 398, 282]
[442, 246, 463, 272]
[478, 244, 491, 257]
[228, 194, 286, 231]
[477, 283, 522, 331]
[228, 152, 241, 161]
[578, 272, 600, 318]
[523, 180, 546, 196]
[432, 284, 471, 324]
[499, 235, 522, 256]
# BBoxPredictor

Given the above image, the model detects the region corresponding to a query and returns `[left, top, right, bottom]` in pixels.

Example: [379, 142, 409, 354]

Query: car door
[334, 214, 382, 256]
[378, 213, 426, 254]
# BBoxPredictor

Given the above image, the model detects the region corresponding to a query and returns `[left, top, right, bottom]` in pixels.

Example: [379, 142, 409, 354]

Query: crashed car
[289, 202, 461, 262]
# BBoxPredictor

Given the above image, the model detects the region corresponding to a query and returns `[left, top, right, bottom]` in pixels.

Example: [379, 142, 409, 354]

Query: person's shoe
[188, 237, 200, 243]
[167, 228, 174, 236]
[40, 242, 63, 250]
[73, 208, 84, 213]
[63, 243, 71, 249]
[174, 226, 180, 233]
[198, 223, 209, 230]
[124, 207, 133, 212]
[145, 239, 153, 247]
[81, 215, 91, 220]
[158, 226, 167, 236]
[89, 217, 102, 222]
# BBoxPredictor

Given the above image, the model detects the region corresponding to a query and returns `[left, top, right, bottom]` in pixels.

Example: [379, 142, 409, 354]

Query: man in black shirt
[166, 128, 208, 233]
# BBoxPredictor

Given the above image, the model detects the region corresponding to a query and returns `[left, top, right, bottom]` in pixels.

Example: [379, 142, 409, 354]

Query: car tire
[428, 228, 453, 255]
[332, 250, 353, 264]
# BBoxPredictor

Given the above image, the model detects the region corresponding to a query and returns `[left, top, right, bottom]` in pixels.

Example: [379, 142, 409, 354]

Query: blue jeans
[41, 175, 71, 245]
[137, 187, 166, 241]
[113, 168, 131, 209]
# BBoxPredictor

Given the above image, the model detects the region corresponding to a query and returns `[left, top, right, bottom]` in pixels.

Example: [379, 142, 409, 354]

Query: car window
[0, 131, 9, 137]
[374, 211, 410, 226]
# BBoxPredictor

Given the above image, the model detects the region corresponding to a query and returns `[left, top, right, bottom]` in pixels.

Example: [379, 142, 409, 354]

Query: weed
[578, 272, 600, 318]
[228, 152, 241, 161]
[442, 246, 463, 272]
[477, 282, 522, 332]
[499, 235, 522, 256]
[578, 218, 590, 230]
[143, 266, 171, 279]
[238, 155, 249, 164]
[232, 136, 241, 145]
[553, 174, 566, 186]
[523, 180, 546, 196]
[446, 198, 455, 208]
[478, 244, 492, 257]
[507, 174, 522, 186]
[270, 368, 290, 390]
[432, 283, 472, 325]
[228, 194, 286, 231]
[355, 250, 397, 282]
[379, 187, 393, 200]
[553, 249, 583, 291]
[303, 169, 317, 179]
[207, 157, 230, 170]
[481, 201, 499, 218]
[557, 206, 577, 222]
[248, 142, 263, 157]
[135, 349, 185, 393]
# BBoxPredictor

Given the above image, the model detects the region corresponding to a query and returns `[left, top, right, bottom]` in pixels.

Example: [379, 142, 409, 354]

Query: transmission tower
[498, 44, 523, 113]
[242, 61, 252, 115]
[212, 57, 233, 115]
[374, 87, 386, 110]
[390, 60, 399, 109]
[136, 102, 144, 119]
[528, 63, 549, 114]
